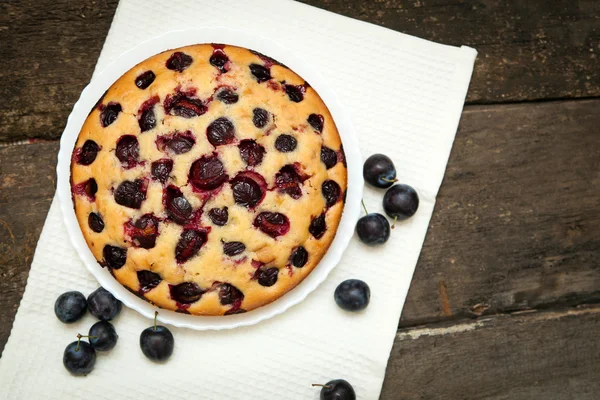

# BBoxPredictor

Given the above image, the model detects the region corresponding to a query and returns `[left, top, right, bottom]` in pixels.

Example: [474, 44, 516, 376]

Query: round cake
[70, 44, 347, 316]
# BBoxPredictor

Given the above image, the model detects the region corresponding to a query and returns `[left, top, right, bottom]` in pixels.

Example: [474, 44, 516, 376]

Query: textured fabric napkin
[0, 1, 476, 398]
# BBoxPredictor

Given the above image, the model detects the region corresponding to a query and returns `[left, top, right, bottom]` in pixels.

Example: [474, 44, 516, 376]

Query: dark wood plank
[0, 141, 57, 356]
[382, 306, 600, 399]
[0, 0, 118, 143]
[400, 99, 600, 327]
[301, 0, 600, 103]
[2, 0, 599, 142]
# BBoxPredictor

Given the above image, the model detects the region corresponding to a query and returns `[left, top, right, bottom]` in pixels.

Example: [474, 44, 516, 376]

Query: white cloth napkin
[0, 1, 476, 398]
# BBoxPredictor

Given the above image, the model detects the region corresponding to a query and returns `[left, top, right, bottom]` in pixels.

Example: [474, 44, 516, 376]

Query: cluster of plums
[317, 155, 419, 399]
[55, 288, 174, 376]
[357, 154, 419, 245]
[331, 154, 420, 318]
[56, 288, 357, 399]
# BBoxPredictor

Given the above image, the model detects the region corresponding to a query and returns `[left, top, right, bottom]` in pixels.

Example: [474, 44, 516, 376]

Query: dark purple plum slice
[284, 85, 304, 103]
[320, 146, 338, 169]
[169, 282, 204, 304]
[137, 270, 162, 293]
[222, 241, 246, 257]
[206, 117, 235, 146]
[230, 171, 267, 208]
[290, 246, 308, 268]
[307, 113, 324, 133]
[103, 245, 127, 269]
[216, 88, 239, 104]
[88, 212, 105, 233]
[138, 96, 159, 132]
[125, 213, 160, 249]
[189, 154, 228, 191]
[151, 158, 173, 184]
[73, 178, 98, 201]
[249, 64, 271, 82]
[218, 283, 244, 306]
[252, 108, 269, 128]
[238, 139, 265, 166]
[114, 179, 147, 209]
[309, 213, 327, 239]
[322, 180, 341, 208]
[175, 229, 208, 263]
[274, 134, 297, 152]
[164, 92, 207, 118]
[208, 207, 228, 226]
[224, 308, 246, 315]
[75, 140, 100, 165]
[166, 52, 193, 72]
[115, 135, 140, 169]
[210, 49, 229, 73]
[256, 267, 279, 287]
[135, 71, 156, 89]
[253, 212, 290, 238]
[156, 131, 195, 155]
[275, 164, 307, 199]
[100, 102, 122, 127]
[163, 185, 193, 225]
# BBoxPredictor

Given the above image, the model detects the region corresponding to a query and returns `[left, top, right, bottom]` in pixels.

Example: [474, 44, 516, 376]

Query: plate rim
[56, 27, 363, 330]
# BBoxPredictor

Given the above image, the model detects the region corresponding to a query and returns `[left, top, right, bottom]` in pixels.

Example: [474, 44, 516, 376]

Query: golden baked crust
[70, 44, 347, 315]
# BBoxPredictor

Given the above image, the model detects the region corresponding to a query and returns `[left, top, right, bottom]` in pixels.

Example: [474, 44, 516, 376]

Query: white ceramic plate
[57, 27, 362, 330]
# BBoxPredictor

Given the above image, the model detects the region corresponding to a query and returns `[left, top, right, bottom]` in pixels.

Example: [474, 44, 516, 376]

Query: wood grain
[382, 306, 600, 399]
[0, 0, 118, 143]
[400, 99, 600, 327]
[2, 0, 599, 142]
[0, 141, 57, 356]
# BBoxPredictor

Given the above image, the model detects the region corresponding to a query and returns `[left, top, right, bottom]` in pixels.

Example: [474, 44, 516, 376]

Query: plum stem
[312, 384, 332, 389]
[392, 216, 398, 229]
[76, 334, 81, 352]
[382, 177, 398, 183]
[154, 310, 158, 331]
[75, 333, 97, 351]
[361, 199, 369, 215]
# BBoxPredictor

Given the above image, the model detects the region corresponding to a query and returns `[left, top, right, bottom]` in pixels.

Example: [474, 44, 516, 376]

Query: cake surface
[70, 44, 347, 315]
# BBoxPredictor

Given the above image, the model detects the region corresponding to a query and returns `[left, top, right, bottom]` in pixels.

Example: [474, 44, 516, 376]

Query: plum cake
[70, 44, 347, 316]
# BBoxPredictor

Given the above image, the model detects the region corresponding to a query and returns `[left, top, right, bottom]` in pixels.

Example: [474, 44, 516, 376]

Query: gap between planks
[397, 304, 600, 340]
[0, 138, 55, 148]
[465, 94, 600, 107]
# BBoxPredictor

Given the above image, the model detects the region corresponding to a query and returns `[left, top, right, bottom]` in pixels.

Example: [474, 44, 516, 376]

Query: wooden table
[1, 1, 598, 398]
